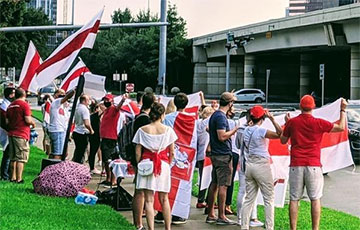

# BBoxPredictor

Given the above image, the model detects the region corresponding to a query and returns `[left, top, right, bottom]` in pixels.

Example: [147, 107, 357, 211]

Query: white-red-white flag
[154, 112, 198, 219]
[158, 92, 203, 118]
[59, 59, 90, 92]
[19, 41, 42, 93]
[35, 9, 103, 89]
[200, 98, 354, 207]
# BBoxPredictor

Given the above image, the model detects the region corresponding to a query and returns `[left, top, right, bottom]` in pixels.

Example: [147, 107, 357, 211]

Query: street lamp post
[113, 71, 128, 95]
[225, 31, 235, 92]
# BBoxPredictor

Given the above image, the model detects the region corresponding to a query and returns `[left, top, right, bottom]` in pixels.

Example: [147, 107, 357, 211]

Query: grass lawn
[192, 170, 360, 230]
[31, 109, 43, 122]
[0, 146, 135, 230]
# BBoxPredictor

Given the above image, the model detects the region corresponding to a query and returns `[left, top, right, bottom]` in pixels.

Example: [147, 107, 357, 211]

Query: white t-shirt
[196, 118, 210, 161]
[74, 104, 90, 134]
[243, 125, 270, 159]
[48, 98, 69, 133]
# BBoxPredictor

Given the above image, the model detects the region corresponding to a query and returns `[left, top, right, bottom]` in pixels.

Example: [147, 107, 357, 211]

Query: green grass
[192, 170, 360, 230]
[0, 146, 135, 230]
[31, 109, 43, 122]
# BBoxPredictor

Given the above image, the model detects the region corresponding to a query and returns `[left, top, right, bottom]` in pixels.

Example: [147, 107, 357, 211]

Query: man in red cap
[280, 95, 348, 230]
[99, 94, 126, 187]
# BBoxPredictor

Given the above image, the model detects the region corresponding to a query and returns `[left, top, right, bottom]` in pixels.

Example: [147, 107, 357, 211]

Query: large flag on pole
[59, 59, 90, 92]
[200, 98, 353, 207]
[35, 9, 103, 89]
[18, 41, 42, 93]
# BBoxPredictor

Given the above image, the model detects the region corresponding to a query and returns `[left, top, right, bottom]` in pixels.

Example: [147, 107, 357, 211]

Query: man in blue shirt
[206, 92, 238, 225]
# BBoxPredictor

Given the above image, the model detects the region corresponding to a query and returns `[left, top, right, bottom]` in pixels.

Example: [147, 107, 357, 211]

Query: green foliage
[80, 4, 193, 93]
[31, 109, 43, 122]
[0, 146, 135, 230]
[192, 170, 360, 230]
[0, 0, 53, 69]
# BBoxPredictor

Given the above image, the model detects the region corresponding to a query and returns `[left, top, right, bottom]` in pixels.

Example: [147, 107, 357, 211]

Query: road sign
[319, 64, 325, 80]
[126, 83, 134, 93]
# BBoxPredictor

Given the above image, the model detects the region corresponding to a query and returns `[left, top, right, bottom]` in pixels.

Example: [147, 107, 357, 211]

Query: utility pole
[158, 0, 167, 95]
[225, 31, 235, 92]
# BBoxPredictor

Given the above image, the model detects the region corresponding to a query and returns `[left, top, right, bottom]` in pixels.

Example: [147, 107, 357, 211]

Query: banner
[200, 99, 353, 207]
[35, 9, 103, 89]
[154, 112, 198, 219]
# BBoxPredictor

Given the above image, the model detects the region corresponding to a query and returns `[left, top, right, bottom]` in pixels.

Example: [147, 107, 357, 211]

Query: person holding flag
[99, 94, 126, 187]
[280, 95, 348, 230]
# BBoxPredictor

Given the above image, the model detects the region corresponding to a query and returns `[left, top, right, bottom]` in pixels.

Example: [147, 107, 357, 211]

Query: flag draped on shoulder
[60, 59, 90, 92]
[154, 111, 198, 219]
[35, 9, 103, 89]
[158, 92, 203, 118]
[19, 41, 42, 93]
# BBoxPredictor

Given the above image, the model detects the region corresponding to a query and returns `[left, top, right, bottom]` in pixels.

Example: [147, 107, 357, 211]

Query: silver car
[234, 88, 265, 103]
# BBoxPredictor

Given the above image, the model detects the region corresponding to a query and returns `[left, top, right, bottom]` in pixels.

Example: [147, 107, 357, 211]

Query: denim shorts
[49, 131, 66, 156]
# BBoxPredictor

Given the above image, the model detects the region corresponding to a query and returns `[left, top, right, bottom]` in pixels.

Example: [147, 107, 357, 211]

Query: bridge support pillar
[244, 54, 256, 88]
[350, 44, 360, 99]
[299, 54, 313, 99]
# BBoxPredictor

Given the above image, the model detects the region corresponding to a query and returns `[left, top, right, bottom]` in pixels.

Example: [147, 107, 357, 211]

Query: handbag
[137, 127, 167, 176]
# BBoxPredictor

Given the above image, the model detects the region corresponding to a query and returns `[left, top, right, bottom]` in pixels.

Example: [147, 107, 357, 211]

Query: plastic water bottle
[75, 192, 98, 205]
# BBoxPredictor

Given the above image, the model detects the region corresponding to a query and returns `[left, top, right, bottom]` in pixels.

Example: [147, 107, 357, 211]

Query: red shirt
[6, 99, 32, 140]
[283, 114, 334, 167]
[100, 106, 120, 140]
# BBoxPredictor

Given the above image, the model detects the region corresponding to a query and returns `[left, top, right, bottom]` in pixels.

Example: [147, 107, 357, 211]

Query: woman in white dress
[133, 102, 178, 230]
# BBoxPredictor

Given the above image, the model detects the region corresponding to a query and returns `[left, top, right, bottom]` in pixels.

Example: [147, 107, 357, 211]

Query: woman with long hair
[132, 102, 178, 230]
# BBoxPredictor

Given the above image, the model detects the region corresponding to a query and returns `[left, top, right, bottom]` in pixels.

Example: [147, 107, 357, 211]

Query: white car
[234, 88, 265, 103]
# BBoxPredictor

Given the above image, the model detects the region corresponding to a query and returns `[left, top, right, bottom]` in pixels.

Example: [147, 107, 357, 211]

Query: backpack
[117, 113, 148, 166]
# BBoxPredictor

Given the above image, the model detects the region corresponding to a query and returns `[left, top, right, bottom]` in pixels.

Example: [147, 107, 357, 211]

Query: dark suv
[347, 104, 360, 165]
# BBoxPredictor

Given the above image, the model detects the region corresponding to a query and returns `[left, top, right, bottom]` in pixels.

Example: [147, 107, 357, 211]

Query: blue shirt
[209, 110, 232, 155]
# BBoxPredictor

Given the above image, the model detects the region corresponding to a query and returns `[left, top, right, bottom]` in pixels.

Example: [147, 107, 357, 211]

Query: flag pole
[61, 75, 85, 160]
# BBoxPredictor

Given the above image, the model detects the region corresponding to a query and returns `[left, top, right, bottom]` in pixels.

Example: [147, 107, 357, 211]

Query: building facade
[288, 0, 359, 16]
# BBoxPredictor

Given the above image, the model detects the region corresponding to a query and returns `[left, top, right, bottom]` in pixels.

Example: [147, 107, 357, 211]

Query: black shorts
[100, 138, 117, 163]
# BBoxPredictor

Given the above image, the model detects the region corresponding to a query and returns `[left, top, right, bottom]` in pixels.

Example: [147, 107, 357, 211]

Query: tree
[80, 4, 193, 93]
[0, 0, 53, 70]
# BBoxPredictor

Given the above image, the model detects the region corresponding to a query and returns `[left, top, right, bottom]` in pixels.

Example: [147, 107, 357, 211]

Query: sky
[73, 0, 289, 38]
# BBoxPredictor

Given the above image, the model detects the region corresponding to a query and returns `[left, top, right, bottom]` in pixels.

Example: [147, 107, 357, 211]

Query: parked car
[347, 103, 360, 165]
[234, 88, 265, 103]
[37, 85, 56, 105]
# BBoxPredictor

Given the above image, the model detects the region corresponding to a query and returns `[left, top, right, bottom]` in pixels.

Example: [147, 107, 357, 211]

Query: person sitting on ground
[280, 95, 347, 230]
[72, 94, 94, 164]
[99, 94, 126, 187]
[241, 106, 282, 230]
[133, 102, 177, 230]
[0, 86, 15, 181]
[132, 92, 156, 230]
[6, 88, 36, 183]
[47, 89, 75, 159]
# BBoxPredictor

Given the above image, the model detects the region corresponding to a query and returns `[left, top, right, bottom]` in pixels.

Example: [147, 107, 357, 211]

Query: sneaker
[216, 218, 236, 225]
[97, 161, 102, 167]
[250, 219, 264, 227]
[205, 216, 217, 224]
[172, 216, 186, 225]
[154, 212, 164, 224]
[196, 202, 206, 208]
[237, 218, 242, 226]
[90, 168, 101, 175]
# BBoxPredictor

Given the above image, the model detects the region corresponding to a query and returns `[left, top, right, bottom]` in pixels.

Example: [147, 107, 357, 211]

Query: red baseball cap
[102, 94, 114, 101]
[300, 95, 315, 110]
[250, 105, 265, 119]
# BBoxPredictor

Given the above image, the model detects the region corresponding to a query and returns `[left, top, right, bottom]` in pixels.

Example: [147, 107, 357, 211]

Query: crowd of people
[0, 84, 348, 230]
